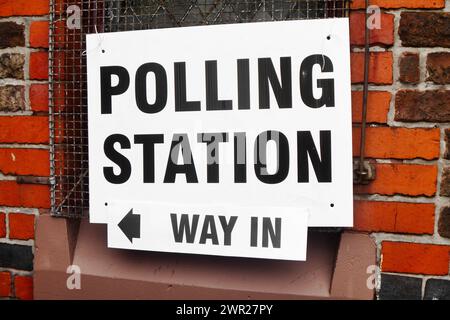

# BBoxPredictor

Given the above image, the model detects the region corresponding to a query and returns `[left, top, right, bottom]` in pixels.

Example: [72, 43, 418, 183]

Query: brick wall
[0, 0, 50, 300]
[350, 0, 450, 300]
[0, 0, 449, 300]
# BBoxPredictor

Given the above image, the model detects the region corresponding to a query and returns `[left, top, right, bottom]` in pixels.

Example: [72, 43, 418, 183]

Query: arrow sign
[118, 209, 141, 243]
[108, 202, 309, 260]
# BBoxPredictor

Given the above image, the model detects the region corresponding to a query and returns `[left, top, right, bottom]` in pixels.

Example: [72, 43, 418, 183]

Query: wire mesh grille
[49, 0, 350, 218]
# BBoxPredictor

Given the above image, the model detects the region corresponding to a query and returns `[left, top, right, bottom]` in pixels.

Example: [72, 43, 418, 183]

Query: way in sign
[170, 213, 281, 248]
[111, 204, 307, 260]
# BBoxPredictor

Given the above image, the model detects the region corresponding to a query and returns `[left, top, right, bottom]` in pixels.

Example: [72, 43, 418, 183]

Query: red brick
[382, 242, 450, 275]
[351, 52, 393, 85]
[395, 90, 450, 123]
[30, 83, 48, 112]
[0, 272, 11, 297]
[0, 22, 24, 49]
[0, 212, 5, 238]
[0, 0, 49, 16]
[400, 12, 450, 48]
[9, 213, 35, 240]
[354, 163, 437, 197]
[354, 201, 435, 234]
[30, 51, 48, 80]
[30, 21, 49, 48]
[0, 116, 49, 144]
[352, 127, 440, 160]
[351, 0, 445, 9]
[352, 91, 391, 124]
[427, 52, 450, 84]
[350, 12, 394, 47]
[439, 207, 450, 238]
[399, 52, 420, 84]
[0, 148, 49, 176]
[14, 275, 33, 300]
[0, 181, 50, 208]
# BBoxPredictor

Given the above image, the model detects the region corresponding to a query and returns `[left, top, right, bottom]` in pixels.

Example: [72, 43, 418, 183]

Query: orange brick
[382, 242, 450, 275]
[352, 127, 440, 160]
[350, 12, 394, 46]
[0, 272, 11, 297]
[354, 163, 437, 197]
[351, 52, 393, 85]
[30, 21, 49, 48]
[30, 51, 48, 80]
[0, 212, 5, 238]
[0, 149, 49, 176]
[9, 213, 35, 240]
[14, 275, 33, 300]
[0, 181, 50, 208]
[0, 0, 49, 16]
[0, 116, 49, 144]
[30, 83, 49, 112]
[352, 91, 391, 124]
[354, 201, 435, 234]
[351, 0, 445, 9]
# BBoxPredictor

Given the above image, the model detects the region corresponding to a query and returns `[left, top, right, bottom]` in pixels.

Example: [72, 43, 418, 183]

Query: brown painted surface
[35, 215, 375, 299]
[331, 232, 377, 300]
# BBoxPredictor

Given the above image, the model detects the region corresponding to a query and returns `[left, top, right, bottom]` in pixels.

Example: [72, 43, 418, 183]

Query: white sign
[108, 202, 309, 260]
[87, 18, 353, 261]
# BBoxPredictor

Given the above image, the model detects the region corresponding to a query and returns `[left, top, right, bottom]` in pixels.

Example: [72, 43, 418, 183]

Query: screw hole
[102, 49, 105, 53]
[104, 202, 108, 206]
[330, 203, 334, 208]
[327, 35, 331, 40]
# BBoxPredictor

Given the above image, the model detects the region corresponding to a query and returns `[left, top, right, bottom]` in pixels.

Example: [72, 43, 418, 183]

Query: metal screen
[49, 0, 350, 217]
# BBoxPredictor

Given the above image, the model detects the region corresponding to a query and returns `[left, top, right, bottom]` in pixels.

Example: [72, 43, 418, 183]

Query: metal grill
[49, 0, 350, 218]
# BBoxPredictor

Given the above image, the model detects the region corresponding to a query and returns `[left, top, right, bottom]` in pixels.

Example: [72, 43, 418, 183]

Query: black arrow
[118, 209, 141, 243]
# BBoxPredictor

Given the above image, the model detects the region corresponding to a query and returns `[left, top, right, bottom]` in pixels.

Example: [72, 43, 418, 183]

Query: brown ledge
[34, 213, 375, 299]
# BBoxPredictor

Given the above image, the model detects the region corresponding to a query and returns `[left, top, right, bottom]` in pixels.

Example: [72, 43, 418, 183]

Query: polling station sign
[87, 18, 353, 261]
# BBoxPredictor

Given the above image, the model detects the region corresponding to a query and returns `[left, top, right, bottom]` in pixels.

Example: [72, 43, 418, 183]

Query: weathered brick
[438, 207, 450, 239]
[9, 213, 35, 240]
[399, 52, 420, 84]
[351, 52, 393, 85]
[350, 12, 394, 47]
[30, 84, 48, 112]
[0, 181, 50, 208]
[381, 242, 450, 275]
[354, 201, 435, 235]
[0, 116, 49, 144]
[395, 90, 450, 123]
[0, 272, 11, 297]
[0, 243, 33, 271]
[351, 0, 445, 9]
[379, 274, 422, 300]
[424, 279, 450, 300]
[400, 12, 450, 48]
[0, 212, 5, 238]
[354, 164, 437, 197]
[0, 0, 49, 16]
[427, 52, 450, 84]
[0, 85, 25, 112]
[30, 51, 49, 80]
[30, 21, 49, 48]
[352, 127, 440, 160]
[0, 22, 24, 49]
[352, 91, 391, 124]
[441, 167, 450, 197]
[0, 148, 49, 176]
[14, 275, 33, 300]
[0, 53, 24, 79]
